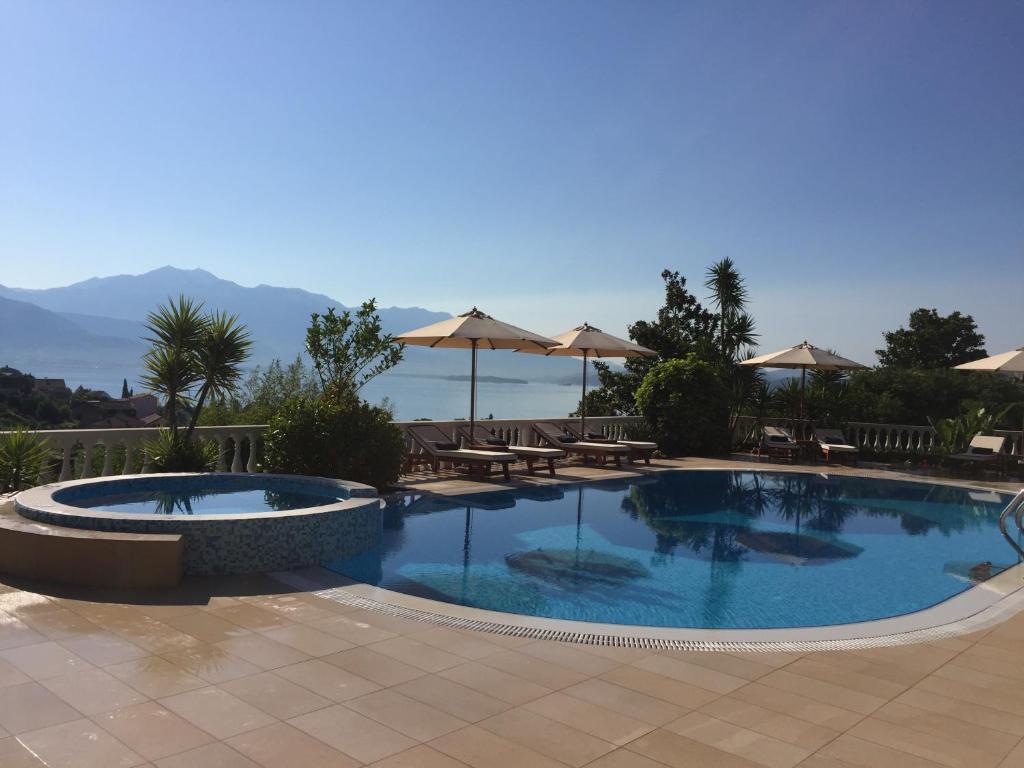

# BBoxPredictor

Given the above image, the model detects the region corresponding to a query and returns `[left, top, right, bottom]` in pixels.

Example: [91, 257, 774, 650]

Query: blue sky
[2, 1, 1022, 362]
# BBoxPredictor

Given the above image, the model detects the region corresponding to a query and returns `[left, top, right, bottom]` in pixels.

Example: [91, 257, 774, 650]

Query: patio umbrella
[954, 346, 1024, 455]
[514, 323, 655, 434]
[740, 341, 867, 421]
[396, 308, 558, 437]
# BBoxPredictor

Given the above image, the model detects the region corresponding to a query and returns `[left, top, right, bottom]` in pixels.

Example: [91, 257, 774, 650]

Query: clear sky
[2, 1, 1022, 362]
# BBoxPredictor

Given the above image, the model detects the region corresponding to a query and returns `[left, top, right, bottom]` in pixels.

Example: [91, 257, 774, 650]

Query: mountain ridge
[0, 266, 585, 387]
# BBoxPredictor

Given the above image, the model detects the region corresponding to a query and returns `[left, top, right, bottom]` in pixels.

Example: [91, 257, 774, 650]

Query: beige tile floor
[0, 456, 1022, 767]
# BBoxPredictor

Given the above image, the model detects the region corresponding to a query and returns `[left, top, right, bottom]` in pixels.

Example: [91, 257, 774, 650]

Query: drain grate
[308, 584, 1013, 653]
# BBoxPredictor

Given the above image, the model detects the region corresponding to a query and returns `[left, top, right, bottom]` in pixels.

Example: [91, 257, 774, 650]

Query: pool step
[0, 498, 182, 588]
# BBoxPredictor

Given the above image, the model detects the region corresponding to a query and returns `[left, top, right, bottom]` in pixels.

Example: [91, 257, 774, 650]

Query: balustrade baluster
[230, 435, 243, 472]
[100, 443, 113, 477]
[122, 444, 134, 475]
[81, 443, 94, 478]
[216, 438, 227, 472]
[246, 434, 258, 473]
[58, 444, 73, 481]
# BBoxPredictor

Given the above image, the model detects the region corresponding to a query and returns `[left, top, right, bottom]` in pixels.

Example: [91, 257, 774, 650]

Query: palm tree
[704, 258, 756, 361]
[185, 311, 252, 438]
[141, 296, 206, 438]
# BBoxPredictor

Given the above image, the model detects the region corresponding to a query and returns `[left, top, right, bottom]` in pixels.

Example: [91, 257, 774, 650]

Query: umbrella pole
[799, 365, 806, 423]
[580, 350, 589, 435]
[470, 339, 478, 438]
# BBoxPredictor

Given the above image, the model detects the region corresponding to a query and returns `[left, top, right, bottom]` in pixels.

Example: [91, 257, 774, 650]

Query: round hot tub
[15, 473, 381, 576]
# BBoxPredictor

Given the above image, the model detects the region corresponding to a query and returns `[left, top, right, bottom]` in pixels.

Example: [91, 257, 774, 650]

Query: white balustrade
[1, 426, 265, 485]
[7, 417, 1019, 486]
[394, 416, 646, 455]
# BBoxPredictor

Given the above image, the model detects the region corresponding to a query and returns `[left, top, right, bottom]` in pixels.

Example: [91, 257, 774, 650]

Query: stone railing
[3, 425, 265, 483]
[394, 416, 645, 453]
[3, 417, 645, 484]
[733, 417, 1022, 457]
[731, 416, 814, 446]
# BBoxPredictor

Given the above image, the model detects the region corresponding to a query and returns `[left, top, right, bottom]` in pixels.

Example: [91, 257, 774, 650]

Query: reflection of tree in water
[151, 490, 212, 515]
[623, 472, 749, 627]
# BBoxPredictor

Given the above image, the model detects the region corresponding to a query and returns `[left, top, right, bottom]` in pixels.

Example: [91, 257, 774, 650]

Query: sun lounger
[560, 423, 657, 465]
[760, 425, 801, 463]
[533, 422, 629, 467]
[948, 435, 1009, 475]
[406, 424, 516, 481]
[814, 428, 859, 465]
[455, 424, 566, 477]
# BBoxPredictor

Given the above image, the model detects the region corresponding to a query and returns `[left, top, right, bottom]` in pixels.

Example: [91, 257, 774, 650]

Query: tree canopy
[876, 308, 986, 369]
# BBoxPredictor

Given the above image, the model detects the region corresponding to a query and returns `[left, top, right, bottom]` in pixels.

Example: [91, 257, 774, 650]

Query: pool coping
[15, 472, 379, 524]
[278, 465, 1024, 651]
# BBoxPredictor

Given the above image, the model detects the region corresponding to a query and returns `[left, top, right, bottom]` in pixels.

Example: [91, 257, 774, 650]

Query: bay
[27, 365, 581, 422]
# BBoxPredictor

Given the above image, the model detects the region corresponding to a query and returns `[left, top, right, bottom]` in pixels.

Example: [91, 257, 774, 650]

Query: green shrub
[144, 430, 218, 473]
[0, 429, 51, 492]
[262, 394, 405, 491]
[636, 355, 731, 456]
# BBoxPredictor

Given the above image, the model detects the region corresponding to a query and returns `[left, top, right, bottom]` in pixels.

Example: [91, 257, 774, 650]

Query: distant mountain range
[0, 266, 586, 391]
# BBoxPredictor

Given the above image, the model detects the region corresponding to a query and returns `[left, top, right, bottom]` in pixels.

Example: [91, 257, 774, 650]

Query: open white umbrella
[740, 341, 867, 420]
[954, 346, 1024, 456]
[396, 308, 558, 436]
[515, 322, 655, 433]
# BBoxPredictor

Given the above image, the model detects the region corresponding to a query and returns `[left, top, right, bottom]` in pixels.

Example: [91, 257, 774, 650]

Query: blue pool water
[65, 479, 346, 515]
[325, 470, 1019, 629]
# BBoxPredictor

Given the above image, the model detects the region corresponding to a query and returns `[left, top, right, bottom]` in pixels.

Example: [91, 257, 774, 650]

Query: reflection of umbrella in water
[505, 548, 649, 588]
[735, 530, 862, 566]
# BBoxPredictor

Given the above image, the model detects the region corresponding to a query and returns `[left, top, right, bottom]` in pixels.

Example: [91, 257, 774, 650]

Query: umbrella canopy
[742, 341, 867, 371]
[953, 347, 1024, 373]
[396, 308, 558, 435]
[740, 341, 867, 420]
[953, 347, 1024, 457]
[516, 323, 656, 432]
[396, 307, 556, 350]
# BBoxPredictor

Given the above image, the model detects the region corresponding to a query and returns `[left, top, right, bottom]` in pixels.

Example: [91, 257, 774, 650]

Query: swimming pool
[325, 470, 1019, 629]
[16, 473, 380, 576]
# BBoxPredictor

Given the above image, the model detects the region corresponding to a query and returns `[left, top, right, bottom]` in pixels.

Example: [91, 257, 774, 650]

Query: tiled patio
[0, 458, 1022, 767]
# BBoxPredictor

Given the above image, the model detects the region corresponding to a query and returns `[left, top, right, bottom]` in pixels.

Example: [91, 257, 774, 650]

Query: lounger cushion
[434, 449, 517, 462]
[619, 440, 657, 449]
[485, 438, 508, 446]
[507, 446, 565, 457]
[432, 441, 458, 451]
[767, 436, 793, 444]
[822, 444, 858, 453]
[575, 441, 629, 452]
[558, 436, 578, 444]
[969, 447, 994, 455]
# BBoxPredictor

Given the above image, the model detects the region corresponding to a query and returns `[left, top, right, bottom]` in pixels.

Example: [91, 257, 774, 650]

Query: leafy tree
[843, 367, 1023, 427]
[585, 270, 716, 414]
[262, 393, 405, 490]
[876, 308, 987, 369]
[200, 356, 320, 426]
[306, 300, 404, 400]
[635, 355, 732, 456]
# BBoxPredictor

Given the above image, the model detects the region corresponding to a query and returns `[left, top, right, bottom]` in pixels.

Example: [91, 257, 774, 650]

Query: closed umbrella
[740, 341, 867, 421]
[515, 322, 655, 433]
[954, 347, 1024, 456]
[396, 308, 558, 436]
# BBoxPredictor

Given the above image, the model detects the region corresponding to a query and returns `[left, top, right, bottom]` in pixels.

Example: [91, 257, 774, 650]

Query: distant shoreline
[392, 372, 529, 385]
